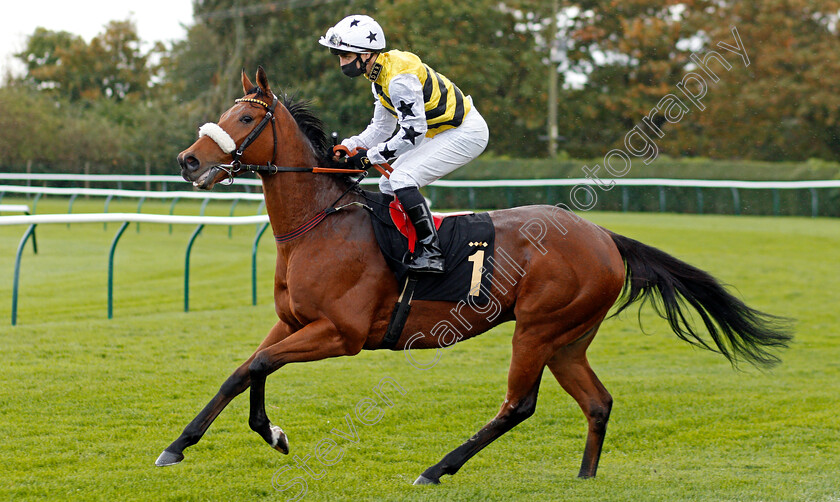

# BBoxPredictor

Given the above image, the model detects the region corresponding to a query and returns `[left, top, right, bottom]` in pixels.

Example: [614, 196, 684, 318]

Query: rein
[206, 93, 388, 244]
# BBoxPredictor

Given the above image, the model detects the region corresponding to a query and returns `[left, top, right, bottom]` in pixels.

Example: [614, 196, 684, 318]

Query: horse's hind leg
[414, 337, 548, 485]
[546, 326, 612, 478]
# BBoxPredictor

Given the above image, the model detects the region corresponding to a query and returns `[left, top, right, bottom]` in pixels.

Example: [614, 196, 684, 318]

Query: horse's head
[179, 66, 281, 190]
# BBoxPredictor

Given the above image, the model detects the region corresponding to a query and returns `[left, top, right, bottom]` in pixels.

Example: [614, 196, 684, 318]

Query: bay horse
[159, 67, 792, 484]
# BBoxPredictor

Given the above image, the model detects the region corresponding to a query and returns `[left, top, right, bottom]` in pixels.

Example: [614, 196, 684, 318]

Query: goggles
[326, 29, 343, 48]
[321, 27, 372, 55]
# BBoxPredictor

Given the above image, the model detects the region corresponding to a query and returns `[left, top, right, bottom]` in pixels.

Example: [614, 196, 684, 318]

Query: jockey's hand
[346, 148, 372, 170]
[331, 145, 350, 162]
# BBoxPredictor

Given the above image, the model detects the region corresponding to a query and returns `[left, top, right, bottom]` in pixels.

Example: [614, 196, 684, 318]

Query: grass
[1, 197, 839, 501]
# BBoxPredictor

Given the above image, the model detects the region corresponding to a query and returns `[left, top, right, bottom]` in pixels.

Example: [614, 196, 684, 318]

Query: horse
[159, 67, 792, 485]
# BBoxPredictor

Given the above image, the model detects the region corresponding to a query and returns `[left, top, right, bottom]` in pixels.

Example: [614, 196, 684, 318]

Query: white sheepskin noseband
[198, 123, 236, 154]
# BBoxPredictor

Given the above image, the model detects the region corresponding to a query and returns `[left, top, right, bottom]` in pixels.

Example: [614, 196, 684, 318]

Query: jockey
[319, 14, 489, 274]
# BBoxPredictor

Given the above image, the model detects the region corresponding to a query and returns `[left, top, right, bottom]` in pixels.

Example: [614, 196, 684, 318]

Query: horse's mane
[247, 87, 349, 172]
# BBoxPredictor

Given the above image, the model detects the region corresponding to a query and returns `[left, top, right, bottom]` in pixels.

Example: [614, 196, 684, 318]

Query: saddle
[363, 192, 496, 304]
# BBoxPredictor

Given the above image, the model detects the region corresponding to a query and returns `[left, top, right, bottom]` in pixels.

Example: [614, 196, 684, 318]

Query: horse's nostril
[181, 154, 200, 172]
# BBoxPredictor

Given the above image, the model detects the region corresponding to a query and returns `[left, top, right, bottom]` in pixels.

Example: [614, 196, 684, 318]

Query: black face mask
[341, 55, 366, 78]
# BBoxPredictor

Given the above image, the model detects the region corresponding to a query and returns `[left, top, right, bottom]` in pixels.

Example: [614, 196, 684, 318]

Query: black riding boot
[395, 187, 445, 274]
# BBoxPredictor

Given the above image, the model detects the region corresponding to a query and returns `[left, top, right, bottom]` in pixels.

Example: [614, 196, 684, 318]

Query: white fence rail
[0, 184, 265, 201]
[0, 212, 268, 226]
[2, 172, 839, 219]
[3, 172, 840, 189]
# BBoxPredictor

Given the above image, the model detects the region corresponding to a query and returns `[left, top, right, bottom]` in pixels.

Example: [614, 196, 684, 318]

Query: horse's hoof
[413, 475, 439, 485]
[155, 450, 185, 467]
[270, 425, 289, 455]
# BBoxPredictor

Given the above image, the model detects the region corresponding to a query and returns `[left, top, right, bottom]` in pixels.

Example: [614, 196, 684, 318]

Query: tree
[377, 0, 547, 155]
[0, 86, 129, 172]
[15, 20, 152, 102]
[687, 0, 840, 161]
[541, 0, 840, 161]
[7, 21, 172, 173]
[161, 0, 549, 156]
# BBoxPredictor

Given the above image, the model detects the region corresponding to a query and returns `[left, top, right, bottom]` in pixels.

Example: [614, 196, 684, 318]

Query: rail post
[184, 224, 205, 312]
[103, 194, 114, 230]
[694, 187, 703, 214]
[135, 197, 146, 233]
[229, 199, 239, 238]
[168, 197, 180, 234]
[252, 222, 270, 305]
[730, 187, 741, 215]
[11, 224, 38, 326]
[256, 201, 266, 233]
[32, 193, 42, 213]
[67, 193, 78, 228]
[107, 222, 130, 319]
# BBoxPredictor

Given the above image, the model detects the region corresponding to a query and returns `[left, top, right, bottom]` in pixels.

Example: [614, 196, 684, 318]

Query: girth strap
[380, 275, 419, 350]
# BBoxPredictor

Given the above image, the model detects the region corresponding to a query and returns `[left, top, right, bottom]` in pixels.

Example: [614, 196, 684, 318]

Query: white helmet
[318, 15, 386, 54]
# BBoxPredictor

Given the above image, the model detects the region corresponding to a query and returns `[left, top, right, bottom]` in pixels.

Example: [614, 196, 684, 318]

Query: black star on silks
[402, 126, 422, 145]
[397, 100, 416, 119]
[380, 145, 397, 160]
[367, 31, 377, 43]
[350, 18, 360, 27]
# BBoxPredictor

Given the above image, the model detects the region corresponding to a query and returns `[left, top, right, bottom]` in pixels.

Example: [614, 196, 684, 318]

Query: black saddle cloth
[361, 191, 496, 304]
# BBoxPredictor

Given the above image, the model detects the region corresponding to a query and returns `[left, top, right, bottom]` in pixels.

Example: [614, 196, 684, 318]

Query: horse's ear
[256, 66, 272, 97]
[241, 69, 254, 94]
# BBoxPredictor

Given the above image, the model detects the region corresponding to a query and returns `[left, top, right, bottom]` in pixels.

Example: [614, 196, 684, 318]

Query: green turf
[1, 198, 838, 501]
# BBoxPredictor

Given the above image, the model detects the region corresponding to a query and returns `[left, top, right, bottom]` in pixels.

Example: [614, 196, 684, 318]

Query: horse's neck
[258, 135, 349, 238]
[261, 174, 333, 228]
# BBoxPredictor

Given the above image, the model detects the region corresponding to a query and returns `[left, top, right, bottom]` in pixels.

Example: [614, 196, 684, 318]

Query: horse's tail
[607, 230, 793, 368]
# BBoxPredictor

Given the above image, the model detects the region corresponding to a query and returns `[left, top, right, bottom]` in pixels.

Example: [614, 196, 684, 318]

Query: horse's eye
[241, 115, 253, 124]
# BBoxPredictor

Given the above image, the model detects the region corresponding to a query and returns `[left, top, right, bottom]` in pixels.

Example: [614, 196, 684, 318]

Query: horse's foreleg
[546, 344, 612, 479]
[155, 320, 292, 467]
[414, 343, 546, 485]
[247, 318, 358, 452]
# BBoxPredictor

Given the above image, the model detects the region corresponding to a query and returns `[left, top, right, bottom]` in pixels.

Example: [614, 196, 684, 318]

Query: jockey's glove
[331, 145, 349, 160]
[347, 148, 372, 170]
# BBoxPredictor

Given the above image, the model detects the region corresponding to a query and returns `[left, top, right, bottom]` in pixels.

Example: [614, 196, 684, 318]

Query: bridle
[224, 95, 281, 176]
[200, 93, 384, 243]
[211, 94, 368, 181]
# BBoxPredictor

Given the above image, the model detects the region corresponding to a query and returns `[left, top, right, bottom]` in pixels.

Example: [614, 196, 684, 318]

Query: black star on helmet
[396, 100, 415, 119]
[380, 145, 397, 161]
[401, 126, 422, 145]
[367, 31, 377, 43]
[350, 18, 360, 27]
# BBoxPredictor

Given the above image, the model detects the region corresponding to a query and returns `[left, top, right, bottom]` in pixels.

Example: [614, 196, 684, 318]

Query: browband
[235, 97, 272, 108]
